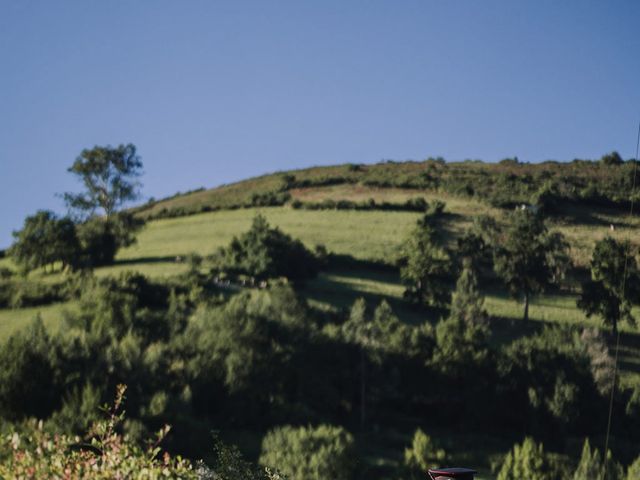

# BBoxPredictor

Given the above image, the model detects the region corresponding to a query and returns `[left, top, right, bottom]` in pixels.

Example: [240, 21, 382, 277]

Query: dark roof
[428, 467, 477, 479]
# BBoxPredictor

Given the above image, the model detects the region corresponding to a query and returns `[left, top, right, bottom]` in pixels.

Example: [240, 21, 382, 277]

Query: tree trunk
[523, 291, 530, 322]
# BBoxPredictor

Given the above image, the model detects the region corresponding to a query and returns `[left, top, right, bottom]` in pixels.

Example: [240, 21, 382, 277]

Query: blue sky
[1, 1, 639, 247]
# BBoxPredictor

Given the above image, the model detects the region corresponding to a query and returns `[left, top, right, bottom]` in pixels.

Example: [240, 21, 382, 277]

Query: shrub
[0, 318, 58, 419]
[497, 437, 558, 480]
[572, 438, 624, 480]
[259, 424, 356, 480]
[0, 385, 196, 479]
[215, 214, 320, 282]
[403, 428, 446, 476]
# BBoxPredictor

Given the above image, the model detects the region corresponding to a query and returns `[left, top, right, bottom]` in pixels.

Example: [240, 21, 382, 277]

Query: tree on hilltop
[63, 144, 144, 266]
[494, 209, 570, 321]
[63, 143, 143, 218]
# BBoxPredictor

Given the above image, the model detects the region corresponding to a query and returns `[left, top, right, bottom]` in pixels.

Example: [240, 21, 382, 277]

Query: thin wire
[602, 122, 640, 480]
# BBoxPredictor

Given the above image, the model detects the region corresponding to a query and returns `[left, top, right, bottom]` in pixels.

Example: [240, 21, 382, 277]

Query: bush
[214, 214, 320, 282]
[572, 438, 624, 480]
[0, 385, 197, 479]
[403, 428, 446, 477]
[259, 424, 356, 480]
[497, 437, 559, 480]
[0, 318, 58, 419]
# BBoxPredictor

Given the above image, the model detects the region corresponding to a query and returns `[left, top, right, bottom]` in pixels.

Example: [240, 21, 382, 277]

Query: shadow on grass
[305, 254, 443, 325]
[326, 254, 396, 272]
[114, 255, 179, 266]
[554, 201, 635, 229]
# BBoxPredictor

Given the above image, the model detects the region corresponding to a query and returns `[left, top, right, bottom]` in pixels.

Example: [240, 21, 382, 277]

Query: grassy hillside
[2, 159, 640, 479]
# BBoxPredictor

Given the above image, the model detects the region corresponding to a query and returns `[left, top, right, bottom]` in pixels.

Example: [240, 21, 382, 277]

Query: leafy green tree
[572, 438, 623, 480]
[627, 455, 640, 480]
[403, 428, 446, 478]
[64, 144, 143, 218]
[577, 236, 640, 334]
[341, 298, 381, 428]
[600, 151, 624, 166]
[497, 438, 557, 480]
[10, 210, 80, 272]
[217, 214, 320, 282]
[61, 144, 144, 266]
[0, 318, 58, 419]
[494, 210, 570, 321]
[450, 259, 488, 325]
[259, 424, 356, 480]
[398, 221, 452, 308]
[431, 261, 490, 380]
[186, 285, 309, 405]
[76, 213, 142, 267]
[500, 328, 600, 432]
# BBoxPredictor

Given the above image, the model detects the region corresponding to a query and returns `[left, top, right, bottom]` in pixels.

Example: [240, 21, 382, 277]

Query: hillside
[2, 157, 640, 479]
[3, 158, 640, 382]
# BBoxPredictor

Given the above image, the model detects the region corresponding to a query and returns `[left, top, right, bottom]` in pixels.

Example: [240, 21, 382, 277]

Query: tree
[494, 209, 570, 321]
[572, 438, 623, 480]
[259, 424, 355, 480]
[341, 298, 381, 428]
[431, 260, 490, 380]
[62, 144, 144, 267]
[185, 285, 309, 412]
[398, 220, 452, 308]
[628, 455, 640, 480]
[497, 438, 557, 480]
[449, 259, 488, 326]
[403, 428, 446, 478]
[577, 236, 640, 334]
[0, 318, 58, 419]
[10, 210, 80, 272]
[76, 213, 142, 267]
[600, 151, 624, 166]
[216, 214, 320, 282]
[64, 144, 143, 218]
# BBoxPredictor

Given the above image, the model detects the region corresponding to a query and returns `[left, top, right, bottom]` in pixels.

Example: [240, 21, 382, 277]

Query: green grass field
[0, 301, 77, 340]
[117, 207, 423, 265]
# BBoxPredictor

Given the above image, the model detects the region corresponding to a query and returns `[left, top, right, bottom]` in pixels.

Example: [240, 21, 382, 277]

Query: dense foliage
[259, 424, 355, 480]
[212, 214, 322, 282]
[64, 143, 143, 218]
[493, 209, 570, 321]
[136, 155, 640, 220]
[398, 214, 452, 308]
[3, 155, 640, 478]
[578, 236, 640, 333]
[497, 438, 560, 480]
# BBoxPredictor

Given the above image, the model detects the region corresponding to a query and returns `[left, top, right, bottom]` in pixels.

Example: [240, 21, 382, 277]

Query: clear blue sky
[1, 1, 639, 248]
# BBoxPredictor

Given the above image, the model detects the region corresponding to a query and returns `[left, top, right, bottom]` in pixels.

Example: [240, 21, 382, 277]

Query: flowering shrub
[0, 385, 196, 479]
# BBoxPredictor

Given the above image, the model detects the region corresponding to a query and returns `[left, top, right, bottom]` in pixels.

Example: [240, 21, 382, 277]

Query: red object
[428, 467, 477, 480]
